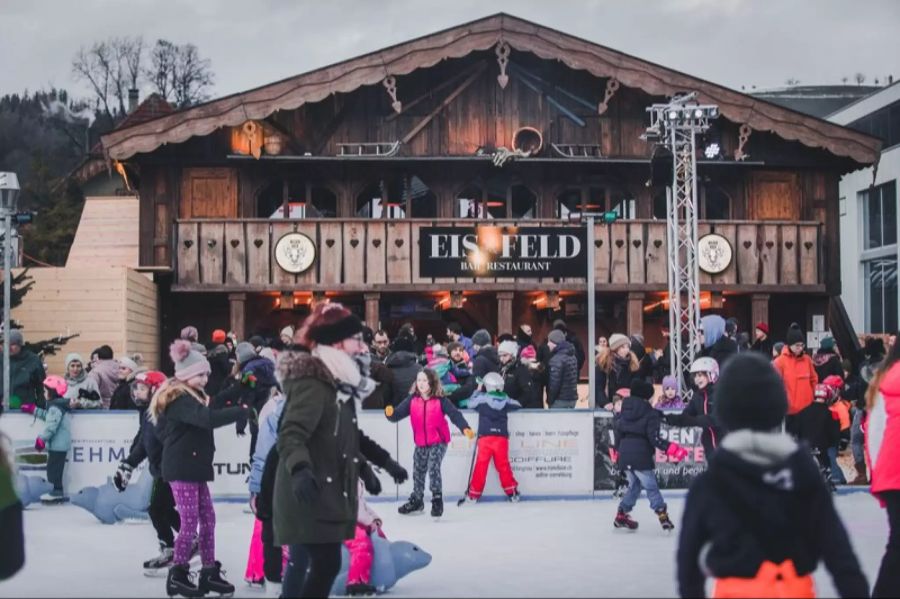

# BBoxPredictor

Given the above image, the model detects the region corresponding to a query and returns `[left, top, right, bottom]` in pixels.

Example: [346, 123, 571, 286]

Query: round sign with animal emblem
[274, 232, 316, 274]
[698, 233, 733, 274]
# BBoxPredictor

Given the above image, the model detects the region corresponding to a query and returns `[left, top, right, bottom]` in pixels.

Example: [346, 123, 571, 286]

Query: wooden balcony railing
[172, 219, 824, 292]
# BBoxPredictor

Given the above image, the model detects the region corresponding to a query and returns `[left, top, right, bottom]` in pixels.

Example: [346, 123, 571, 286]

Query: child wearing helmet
[460, 371, 522, 504]
[112, 370, 185, 573]
[664, 356, 724, 459]
[794, 382, 842, 490]
[19, 376, 72, 503]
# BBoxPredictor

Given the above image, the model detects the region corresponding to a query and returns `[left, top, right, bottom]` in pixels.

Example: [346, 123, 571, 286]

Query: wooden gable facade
[102, 13, 880, 352]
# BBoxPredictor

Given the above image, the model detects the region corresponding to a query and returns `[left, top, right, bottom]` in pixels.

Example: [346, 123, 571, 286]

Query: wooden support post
[364, 293, 381, 331]
[497, 292, 514, 337]
[228, 293, 247, 341]
[751, 294, 770, 332]
[311, 292, 327, 311]
[710, 291, 724, 310]
[626, 292, 645, 337]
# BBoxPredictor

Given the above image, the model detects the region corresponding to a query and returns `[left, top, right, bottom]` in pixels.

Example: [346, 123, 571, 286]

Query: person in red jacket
[865, 340, 900, 597]
[774, 323, 818, 435]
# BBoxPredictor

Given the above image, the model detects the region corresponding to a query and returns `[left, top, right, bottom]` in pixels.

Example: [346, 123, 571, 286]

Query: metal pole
[3, 213, 11, 413]
[586, 215, 596, 409]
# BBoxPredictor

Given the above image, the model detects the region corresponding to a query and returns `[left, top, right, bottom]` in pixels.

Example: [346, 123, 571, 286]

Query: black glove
[359, 462, 382, 496]
[235, 405, 249, 436]
[382, 457, 408, 485]
[113, 462, 133, 492]
[290, 466, 319, 504]
[78, 388, 100, 401]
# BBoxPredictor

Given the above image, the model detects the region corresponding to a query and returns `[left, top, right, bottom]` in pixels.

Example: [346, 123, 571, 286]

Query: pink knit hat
[169, 339, 211, 382]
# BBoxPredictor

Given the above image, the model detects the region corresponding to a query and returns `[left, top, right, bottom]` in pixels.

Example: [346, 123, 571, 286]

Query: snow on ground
[0, 490, 887, 598]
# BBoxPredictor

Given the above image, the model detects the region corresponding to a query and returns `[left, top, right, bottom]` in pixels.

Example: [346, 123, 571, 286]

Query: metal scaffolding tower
[643, 93, 719, 396]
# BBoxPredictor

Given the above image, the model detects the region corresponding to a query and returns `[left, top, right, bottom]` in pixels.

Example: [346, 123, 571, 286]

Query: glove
[20, 403, 36, 415]
[382, 457, 408, 485]
[235, 405, 250, 436]
[113, 462, 133, 492]
[464, 428, 475, 440]
[249, 493, 258, 516]
[359, 463, 382, 496]
[35, 437, 46, 452]
[666, 442, 689, 462]
[78, 388, 100, 401]
[384, 405, 394, 418]
[290, 466, 319, 505]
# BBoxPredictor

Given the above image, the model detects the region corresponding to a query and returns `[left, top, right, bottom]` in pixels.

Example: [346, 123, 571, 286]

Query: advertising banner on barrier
[393, 410, 595, 499]
[593, 412, 707, 490]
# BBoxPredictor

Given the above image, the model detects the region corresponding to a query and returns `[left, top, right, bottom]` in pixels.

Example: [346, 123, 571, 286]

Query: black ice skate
[456, 494, 478, 507]
[507, 490, 521, 503]
[613, 509, 638, 531]
[431, 494, 444, 519]
[166, 564, 203, 598]
[656, 509, 675, 532]
[398, 497, 424, 515]
[346, 582, 377, 596]
[198, 561, 235, 597]
[143, 542, 175, 576]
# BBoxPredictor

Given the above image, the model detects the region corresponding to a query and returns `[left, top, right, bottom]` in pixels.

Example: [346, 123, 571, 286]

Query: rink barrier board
[2, 410, 705, 499]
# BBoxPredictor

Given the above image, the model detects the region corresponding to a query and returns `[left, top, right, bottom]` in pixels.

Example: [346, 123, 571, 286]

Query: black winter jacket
[472, 346, 501, 380]
[842, 372, 867, 411]
[793, 402, 841, 457]
[206, 350, 233, 396]
[109, 379, 136, 411]
[567, 332, 586, 374]
[606, 355, 638, 400]
[502, 359, 542, 409]
[709, 336, 738, 368]
[384, 351, 422, 407]
[468, 392, 521, 437]
[241, 356, 280, 413]
[547, 341, 579, 406]
[614, 397, 670, 471]
[665, 384, 724, 459]
[125, 408, 165, 477]
[751, 336, 773, 358]
[678, 432, 868, 598]
[156, 392, 247, 482]
[813, 350, 843, 383]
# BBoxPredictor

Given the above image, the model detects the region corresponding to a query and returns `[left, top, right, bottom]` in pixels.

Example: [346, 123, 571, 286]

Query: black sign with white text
[419, 226, 587, 278]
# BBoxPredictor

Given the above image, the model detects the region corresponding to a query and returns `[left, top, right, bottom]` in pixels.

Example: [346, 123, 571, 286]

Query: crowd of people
[0, 309, 899, 597]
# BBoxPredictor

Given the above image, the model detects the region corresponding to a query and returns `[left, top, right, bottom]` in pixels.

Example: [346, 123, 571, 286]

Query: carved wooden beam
[401, 61, 487, 145]
[597, 78, 620, 116]
[496, 41, 511, 88]
[383, 76, 402, 114]
[735, 124, 752, 161]
[385, 61, 486, 122]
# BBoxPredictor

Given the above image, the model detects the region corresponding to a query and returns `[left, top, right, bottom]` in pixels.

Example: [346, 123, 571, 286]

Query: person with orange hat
[20, 376, 72, 503]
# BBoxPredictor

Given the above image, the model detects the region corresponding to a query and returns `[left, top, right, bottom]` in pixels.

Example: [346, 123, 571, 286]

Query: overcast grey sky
[2, 0, 898, 101]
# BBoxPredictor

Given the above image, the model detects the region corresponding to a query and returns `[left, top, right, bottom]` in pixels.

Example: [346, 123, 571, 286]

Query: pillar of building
[710, 291, 724, 309]
[497, 292, 514, 336]
[751, 293, 770, 331]
[310, 291, 327, 311]
[364, 293, 381, 331]
[228, 293, 247, 341]
[626, 292, 645, 337]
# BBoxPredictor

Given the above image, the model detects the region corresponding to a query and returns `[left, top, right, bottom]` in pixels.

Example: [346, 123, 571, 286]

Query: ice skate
[456, 494, 478, 507]
[143, 542, 174, 576]
[431, 494, 443, 519]
[613, 509, 638, 531]
[243, 577, 265, 592]
[507, 490, 521, 503]
[656, 509, 674, 532]
[346, 582, 377, 596]
[198, 561, 235, 597]
[166, 564, 203, 598]
[40, 488, 69, 504]
[397, 496, 424, 515]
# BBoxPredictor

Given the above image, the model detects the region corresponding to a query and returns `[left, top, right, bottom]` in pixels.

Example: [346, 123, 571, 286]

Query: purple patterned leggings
[170, 481, 216, 567]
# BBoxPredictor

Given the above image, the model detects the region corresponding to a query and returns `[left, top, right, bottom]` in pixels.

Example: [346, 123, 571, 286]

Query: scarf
[66, 369, 87, 385]
[313, 345, 375, 405]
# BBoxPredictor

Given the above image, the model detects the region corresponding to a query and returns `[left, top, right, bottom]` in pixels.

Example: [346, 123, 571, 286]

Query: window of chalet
[356, 176, 436, 218]
[457, 179, 535, 219]
[260, 180, 337, 218]
[557, 185, 635, 219]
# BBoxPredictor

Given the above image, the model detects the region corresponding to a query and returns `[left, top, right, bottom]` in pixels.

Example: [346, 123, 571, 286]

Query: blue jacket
[34, 397, 72, 453]
[242, 356, 279, 412]
[468, 391, 521, 437]
[249, 395, 285, 494]
[458, 335, 475, 359]
[613, 397, 669, 471]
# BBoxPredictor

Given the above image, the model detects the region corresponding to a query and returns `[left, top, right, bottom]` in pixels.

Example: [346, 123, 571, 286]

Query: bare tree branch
[145, 39, 213, 108]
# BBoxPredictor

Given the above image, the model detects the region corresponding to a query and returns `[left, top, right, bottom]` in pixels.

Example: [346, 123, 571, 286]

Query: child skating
[20, 376, 72, 504]
[151, 340, 250, 598]
[343, 475, 388, 596]
[385, 368, 474, 518]
[459, 372, 522, 504]
[613, 380, 688, 532]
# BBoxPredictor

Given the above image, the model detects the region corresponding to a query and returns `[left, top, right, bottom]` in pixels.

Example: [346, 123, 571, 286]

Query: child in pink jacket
[344, 479, 386, 596]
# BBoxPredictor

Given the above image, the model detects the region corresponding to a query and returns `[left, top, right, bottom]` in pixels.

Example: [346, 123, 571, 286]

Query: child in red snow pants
[469, 436, 518, 499]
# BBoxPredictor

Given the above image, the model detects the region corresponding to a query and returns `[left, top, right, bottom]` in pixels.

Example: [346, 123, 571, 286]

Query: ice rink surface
[0, 490, 887, 598]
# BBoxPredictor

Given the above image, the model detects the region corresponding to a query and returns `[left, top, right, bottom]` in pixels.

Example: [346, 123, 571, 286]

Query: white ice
[0, 491, 887, 598]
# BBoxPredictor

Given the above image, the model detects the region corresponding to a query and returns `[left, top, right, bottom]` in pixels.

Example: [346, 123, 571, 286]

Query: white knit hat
[609, 334, 631, 352]
[498, 340, 519, 357]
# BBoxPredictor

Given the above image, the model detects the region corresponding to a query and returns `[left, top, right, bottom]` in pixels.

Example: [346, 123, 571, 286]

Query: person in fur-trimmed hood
[273, 302, 400, 598]
[677, 352, 868, 599]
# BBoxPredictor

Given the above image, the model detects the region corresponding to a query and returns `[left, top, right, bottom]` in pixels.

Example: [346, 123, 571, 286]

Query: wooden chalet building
[100, 14, 880, 370]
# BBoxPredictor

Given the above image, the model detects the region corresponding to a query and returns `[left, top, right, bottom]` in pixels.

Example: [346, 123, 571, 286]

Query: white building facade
[829, 83, 900, 335]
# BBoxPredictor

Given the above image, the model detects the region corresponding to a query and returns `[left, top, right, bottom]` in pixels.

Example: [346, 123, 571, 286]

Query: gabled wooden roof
[101, 13, 881, 164]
